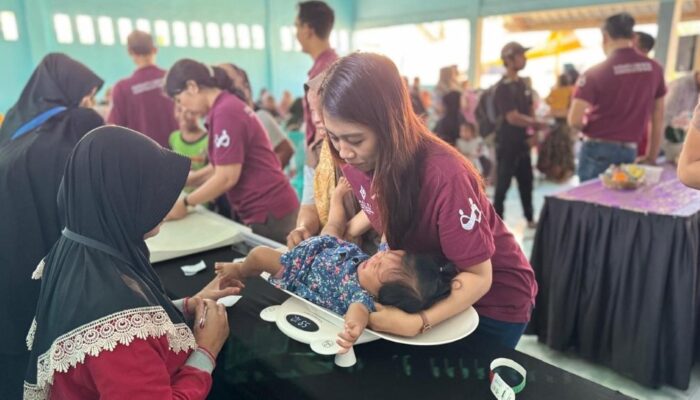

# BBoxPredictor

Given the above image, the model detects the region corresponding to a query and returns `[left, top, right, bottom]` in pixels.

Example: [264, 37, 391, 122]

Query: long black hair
[164, 59, 234, 97]
[377, 253, 458, 314]
[434, 90, 462, 146]
[285, 97, 304, 131]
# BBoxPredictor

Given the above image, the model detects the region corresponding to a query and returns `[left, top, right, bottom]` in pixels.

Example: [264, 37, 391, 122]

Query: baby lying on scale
[215, 178, 457, 352]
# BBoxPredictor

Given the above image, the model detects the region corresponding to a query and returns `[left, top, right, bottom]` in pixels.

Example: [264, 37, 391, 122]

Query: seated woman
[0, 53, 104, 399]
[216, 178, 457, 353]
[164, 59, 300, 244]
[24, 127, 238, 400]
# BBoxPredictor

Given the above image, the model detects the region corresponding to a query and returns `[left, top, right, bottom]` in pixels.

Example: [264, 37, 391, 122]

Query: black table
[155, 246, 632, 400]
[529, 170, 700, 390]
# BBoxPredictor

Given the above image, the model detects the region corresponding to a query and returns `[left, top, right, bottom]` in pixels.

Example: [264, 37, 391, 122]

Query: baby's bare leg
[216, 246, 285, 281]
[241, 246, 285, 277]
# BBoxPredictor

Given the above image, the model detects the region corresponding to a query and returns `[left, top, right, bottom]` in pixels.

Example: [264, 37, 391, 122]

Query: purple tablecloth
[531, 162, 700, 389]
[555, 164, 700, 217]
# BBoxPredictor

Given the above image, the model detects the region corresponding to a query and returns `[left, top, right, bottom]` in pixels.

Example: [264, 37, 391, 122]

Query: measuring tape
[489, 358, 527, 400]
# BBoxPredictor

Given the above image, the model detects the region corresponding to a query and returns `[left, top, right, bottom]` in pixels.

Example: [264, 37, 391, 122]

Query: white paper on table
[217, 295, 242, 307]
[181, 260, 206, 276]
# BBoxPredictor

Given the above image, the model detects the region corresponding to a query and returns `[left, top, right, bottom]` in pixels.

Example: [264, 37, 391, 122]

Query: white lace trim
[27, 318, 37, 350]
[23, 306, 196, 400]
[32, 259, 45, 280]
[23, 381, 49, 400]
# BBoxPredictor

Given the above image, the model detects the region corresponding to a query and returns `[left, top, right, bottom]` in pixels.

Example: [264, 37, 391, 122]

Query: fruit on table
[612, 170, 628, 183]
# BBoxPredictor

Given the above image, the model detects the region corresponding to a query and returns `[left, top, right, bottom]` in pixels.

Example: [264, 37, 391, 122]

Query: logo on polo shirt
[459, 198, 482, 231]
[358, 185, 374, 215]
[215, 130, 231, 148]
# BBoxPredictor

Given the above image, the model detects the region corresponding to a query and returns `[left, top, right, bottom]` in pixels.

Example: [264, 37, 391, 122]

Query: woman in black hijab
[24, 126, 232, 399]
[0, 53, 104, 400]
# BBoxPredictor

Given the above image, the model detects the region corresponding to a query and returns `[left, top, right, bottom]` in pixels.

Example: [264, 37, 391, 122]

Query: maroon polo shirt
[207, 92, 299, 225]
[107, 65, 178, 148]
[303, 48, 338, 146]
[574, 47, 666, 143]
[342, 141, 537, 323]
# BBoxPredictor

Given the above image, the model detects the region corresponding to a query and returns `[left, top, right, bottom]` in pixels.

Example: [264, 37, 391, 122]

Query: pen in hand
[199, 304, 208, 329]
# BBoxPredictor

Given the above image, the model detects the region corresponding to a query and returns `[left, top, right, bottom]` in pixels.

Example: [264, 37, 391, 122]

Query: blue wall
[0, 0, 354, 114]
[0, 0, 660, 114]
[355, 0, 645, 28]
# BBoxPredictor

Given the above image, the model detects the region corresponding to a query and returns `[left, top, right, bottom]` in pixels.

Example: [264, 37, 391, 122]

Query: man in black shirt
[493, 42, 545, 228]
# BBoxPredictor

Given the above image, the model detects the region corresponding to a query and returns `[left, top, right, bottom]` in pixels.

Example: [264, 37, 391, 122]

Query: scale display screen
[286, 313, 319, 332]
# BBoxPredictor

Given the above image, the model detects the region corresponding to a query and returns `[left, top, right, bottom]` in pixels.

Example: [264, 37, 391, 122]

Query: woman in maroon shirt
[164, 59, 299, 243]
[319, 53, 537, 348]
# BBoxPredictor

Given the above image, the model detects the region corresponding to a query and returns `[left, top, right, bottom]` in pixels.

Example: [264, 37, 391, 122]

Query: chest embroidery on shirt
[215, 129, 231, 148]
[358, 185, 374, 215]
[459, 198, 482, 231]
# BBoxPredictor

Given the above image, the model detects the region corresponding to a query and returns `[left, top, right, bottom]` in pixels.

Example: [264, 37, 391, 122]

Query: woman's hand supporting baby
[369, 304, 423, 337]
[337, 303, 370, 353]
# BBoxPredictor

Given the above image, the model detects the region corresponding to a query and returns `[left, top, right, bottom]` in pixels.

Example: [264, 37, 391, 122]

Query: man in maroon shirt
[568, 13, 666, 181]
[296, 1, 338, 146]
[108, 31, 178, 148]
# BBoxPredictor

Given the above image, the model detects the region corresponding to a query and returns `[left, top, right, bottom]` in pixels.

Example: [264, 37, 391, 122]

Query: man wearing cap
[493, 42, 545, 229]
[108, 30, 178, 148]
[568, 13, 666, 181]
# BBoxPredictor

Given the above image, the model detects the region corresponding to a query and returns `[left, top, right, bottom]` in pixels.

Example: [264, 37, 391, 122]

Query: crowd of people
[1, 2, 700, 399]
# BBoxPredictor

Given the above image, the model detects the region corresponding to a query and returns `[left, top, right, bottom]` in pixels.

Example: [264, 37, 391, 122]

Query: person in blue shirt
[215, 178, 456, 353]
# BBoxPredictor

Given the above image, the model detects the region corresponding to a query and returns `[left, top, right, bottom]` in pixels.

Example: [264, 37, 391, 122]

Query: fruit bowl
[599, 164, 645, 190]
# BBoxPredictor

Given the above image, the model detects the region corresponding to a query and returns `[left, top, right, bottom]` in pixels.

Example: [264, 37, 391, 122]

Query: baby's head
[358, 251, 458, 314]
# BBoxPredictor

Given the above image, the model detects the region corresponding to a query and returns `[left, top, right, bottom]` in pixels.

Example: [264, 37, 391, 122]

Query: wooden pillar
[655, 0, 683, 80]
[469, 16, 483, 88]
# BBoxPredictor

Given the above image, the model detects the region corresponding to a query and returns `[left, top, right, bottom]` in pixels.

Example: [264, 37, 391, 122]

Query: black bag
[474, 79, 503, 138]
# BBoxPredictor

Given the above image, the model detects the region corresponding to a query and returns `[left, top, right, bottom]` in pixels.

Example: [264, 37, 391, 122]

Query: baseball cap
[501, 42, 530, 59]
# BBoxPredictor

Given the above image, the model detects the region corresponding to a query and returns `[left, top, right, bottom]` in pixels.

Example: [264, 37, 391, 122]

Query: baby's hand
[331, 177, 353, 204]
[336, 320, 365, 354]
[214, 262, 243, 286]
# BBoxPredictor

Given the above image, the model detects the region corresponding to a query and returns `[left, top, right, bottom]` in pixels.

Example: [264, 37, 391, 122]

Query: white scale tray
[148, 209, 479, 367]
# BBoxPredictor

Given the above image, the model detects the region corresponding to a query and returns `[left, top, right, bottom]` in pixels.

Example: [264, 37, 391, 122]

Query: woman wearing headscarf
[0, 53, 104, 400]
[24, 127, 232, 399]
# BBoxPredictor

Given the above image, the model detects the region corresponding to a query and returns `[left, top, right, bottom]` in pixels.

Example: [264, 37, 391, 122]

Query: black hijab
[0, 53, 102, 145]
[0, 54, 104, 357]
[24, 126, 192, 398]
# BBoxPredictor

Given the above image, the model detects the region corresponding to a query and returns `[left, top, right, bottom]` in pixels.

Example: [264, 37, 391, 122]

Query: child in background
[169, 104, 208, 192]
[456, 118, 486, 175]
[215, 177, 457, 352]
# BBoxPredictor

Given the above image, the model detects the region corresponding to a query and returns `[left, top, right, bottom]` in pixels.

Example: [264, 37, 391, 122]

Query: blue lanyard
[11, 106, 67, 141]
